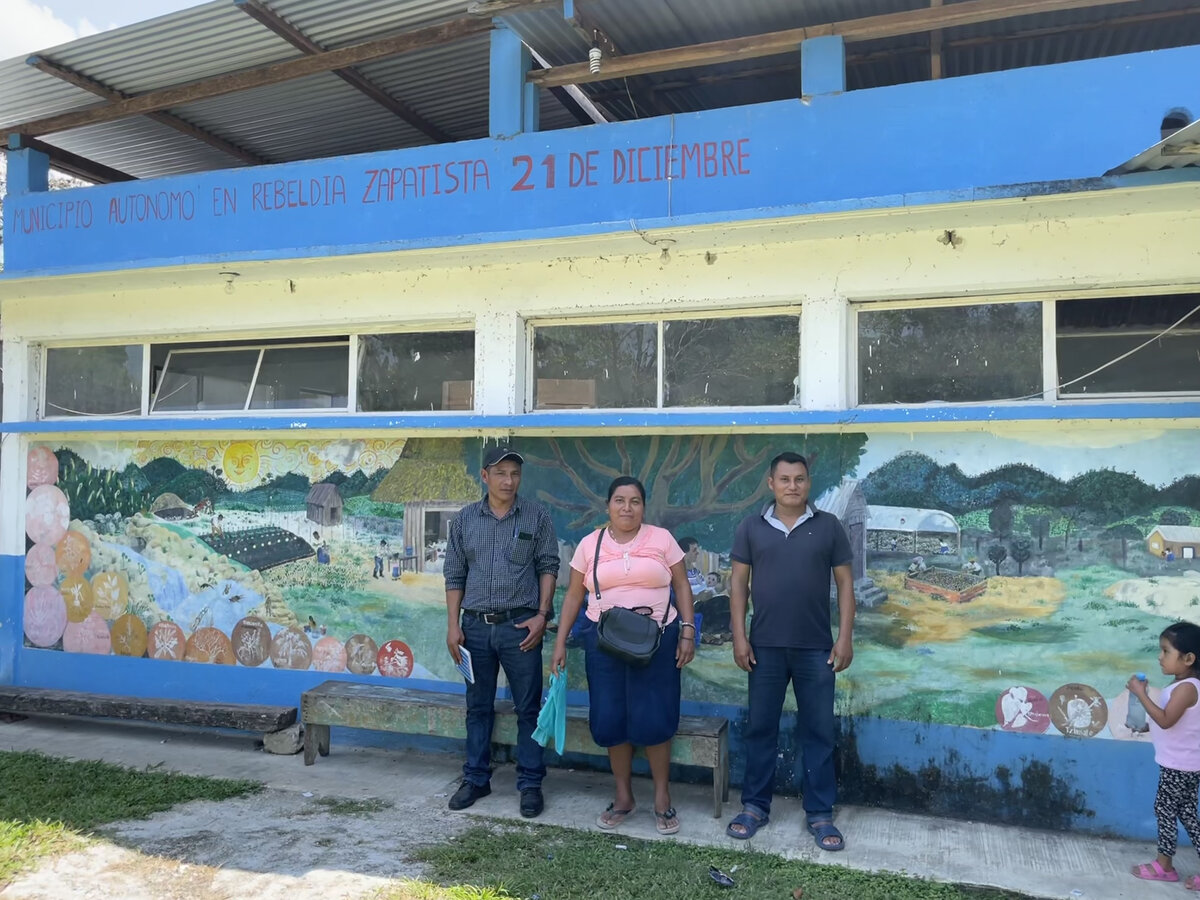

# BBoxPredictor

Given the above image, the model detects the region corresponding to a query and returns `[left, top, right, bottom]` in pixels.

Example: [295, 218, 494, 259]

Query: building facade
[4, 16, 1200, 839]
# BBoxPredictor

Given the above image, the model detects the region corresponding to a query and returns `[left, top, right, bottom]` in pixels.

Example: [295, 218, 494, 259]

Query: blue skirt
[582, 617, 682, 747]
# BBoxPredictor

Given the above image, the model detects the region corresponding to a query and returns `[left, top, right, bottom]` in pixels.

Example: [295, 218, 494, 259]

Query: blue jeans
[741, 646, 836, 821]
[461, 615, 546, 791]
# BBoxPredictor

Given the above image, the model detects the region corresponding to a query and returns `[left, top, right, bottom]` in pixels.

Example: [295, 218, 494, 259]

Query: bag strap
[592, 528, 604, 601]
[593, 526, 671, 626]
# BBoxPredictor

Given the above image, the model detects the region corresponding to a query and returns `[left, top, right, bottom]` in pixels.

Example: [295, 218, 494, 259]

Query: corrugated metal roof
[1109, 118, 1200, 174]
[1, 0, 1198, 180]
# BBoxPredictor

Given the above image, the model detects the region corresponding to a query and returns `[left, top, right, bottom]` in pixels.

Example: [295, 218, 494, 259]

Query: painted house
[3, 0, 1200, 842]
[1146, 525, 1200, 560]
[305, 483, 343, 527]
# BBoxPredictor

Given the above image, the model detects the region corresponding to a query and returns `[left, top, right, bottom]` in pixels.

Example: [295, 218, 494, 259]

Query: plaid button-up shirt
[443, 495, 559, 613]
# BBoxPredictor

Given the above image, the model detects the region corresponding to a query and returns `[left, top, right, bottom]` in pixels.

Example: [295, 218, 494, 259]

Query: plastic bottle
[1126, 672, 1149, 734]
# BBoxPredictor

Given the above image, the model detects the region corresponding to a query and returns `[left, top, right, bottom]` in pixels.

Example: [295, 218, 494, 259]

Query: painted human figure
[374, 539, 388, 578]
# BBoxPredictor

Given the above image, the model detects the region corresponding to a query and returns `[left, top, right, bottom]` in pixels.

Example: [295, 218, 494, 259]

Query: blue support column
[490, 21, 535, 138]
[523, 80, 540, 135]
[801, 35, 846, 96]
[5, 137, 50, 196]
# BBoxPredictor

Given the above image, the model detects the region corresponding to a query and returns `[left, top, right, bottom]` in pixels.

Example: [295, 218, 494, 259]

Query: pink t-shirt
[570, 525, 684, 625]
[1150, 677, 1200, 772]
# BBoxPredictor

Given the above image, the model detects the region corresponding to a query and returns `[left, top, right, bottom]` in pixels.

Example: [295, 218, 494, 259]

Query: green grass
[0, 750, 260, 887]
[406, 823, 1034, 900]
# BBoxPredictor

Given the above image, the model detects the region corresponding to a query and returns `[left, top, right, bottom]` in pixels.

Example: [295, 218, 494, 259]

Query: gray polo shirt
[731, 504, 852, 650]
[443, 495, 559, 613]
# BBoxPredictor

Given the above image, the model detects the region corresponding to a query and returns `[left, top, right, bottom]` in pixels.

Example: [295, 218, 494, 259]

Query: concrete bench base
[301, 679, 730, 816]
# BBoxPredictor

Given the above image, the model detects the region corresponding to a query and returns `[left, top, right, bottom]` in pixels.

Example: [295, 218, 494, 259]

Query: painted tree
[1010, 538, 1032, 575]
[1160, 509, 1192, 526]
[989, 500, 1014, 540]
[521, 433, 867, 546]
[1059, 504, 1082, 558]
[1105, 522, 1144, 569]
[987, 543, 1008, 575]
[1027, 514, 1051, 551]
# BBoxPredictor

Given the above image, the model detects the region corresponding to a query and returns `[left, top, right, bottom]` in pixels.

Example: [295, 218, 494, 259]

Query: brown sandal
[597, 803, 635, 829]
[655, 807, 680, 835]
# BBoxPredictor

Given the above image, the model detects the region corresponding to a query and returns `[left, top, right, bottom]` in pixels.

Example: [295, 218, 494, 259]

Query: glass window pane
[357, 332, 475, 412]
[45, 345, 143, 417]
[250, 345, 348, 410]
[664, 315, 800, 406]
[1057, 295, 1200, 395]
[153, 349, 259, 412]
[858, 303, 1042, 404]
[533, 323, 657, 409]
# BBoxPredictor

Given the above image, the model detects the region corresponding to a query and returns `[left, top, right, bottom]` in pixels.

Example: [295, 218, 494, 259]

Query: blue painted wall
[4, 45, 1200, 275]
[11, 643, 1156, 838]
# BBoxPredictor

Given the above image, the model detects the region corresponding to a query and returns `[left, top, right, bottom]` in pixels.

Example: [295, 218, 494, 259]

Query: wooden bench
[301, 679, 730, 817]
[0, 685, 297, 736]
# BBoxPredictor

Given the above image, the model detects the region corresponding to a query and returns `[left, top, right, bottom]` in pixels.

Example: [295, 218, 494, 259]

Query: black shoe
[448, 781, 491, 810]
[520, 787, 544, 818]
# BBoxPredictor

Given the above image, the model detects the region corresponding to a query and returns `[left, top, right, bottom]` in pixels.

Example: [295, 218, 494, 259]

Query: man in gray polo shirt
[444, 445, 559, 818]
[725, 451, 855, 851]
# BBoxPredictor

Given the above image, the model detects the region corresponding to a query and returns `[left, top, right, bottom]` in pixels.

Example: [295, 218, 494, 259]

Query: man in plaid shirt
[444, 445, 559, 818]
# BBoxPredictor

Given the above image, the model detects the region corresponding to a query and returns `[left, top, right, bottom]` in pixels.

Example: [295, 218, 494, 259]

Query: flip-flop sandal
[1187, 874, 1200, 891]
[655, 807, 681, 835]
[596, 803, 635, 830]
[1132, 861, 1179, 882]
[808, 819, 845, 852]
[725, 809, 769, 840]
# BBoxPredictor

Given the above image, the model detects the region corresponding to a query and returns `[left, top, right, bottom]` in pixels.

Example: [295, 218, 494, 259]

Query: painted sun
[222, 441, 261, 485]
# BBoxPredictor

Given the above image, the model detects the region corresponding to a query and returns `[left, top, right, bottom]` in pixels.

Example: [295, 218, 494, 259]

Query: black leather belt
[462, 607, 536, 625]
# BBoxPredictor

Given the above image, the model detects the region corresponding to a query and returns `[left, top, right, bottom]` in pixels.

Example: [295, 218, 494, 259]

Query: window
[1057, 293, 1200, 397]
[533, 322, 657, 409]
[151, 341, 348, 413]
[857, 302, 1042, 404]
[44, 345, 143, 417]
[357, 331, 475, 412]
[664, 316, 800, 406]
[531, 313, 800, 409]
[40, 329, 476, 418]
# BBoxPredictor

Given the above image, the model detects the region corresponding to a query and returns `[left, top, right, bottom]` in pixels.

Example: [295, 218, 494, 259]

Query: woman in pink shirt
[1128, 621, 1200, 888]
[551, 476, 697, 835]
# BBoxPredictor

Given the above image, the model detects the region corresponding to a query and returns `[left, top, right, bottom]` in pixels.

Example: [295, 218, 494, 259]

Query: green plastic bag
[533, 670, 567, 752]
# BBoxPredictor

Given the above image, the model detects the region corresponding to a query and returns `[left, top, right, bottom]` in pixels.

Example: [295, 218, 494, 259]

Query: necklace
[605, 526, 637, 573]
[606, 525, 639, 544]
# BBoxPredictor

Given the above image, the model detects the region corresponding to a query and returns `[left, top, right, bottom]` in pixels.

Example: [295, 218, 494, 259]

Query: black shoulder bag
[592, 528, 670, 668]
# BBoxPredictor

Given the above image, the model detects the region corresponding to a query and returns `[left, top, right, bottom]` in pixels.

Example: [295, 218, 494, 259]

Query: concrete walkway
[0, 715, 1184, 900]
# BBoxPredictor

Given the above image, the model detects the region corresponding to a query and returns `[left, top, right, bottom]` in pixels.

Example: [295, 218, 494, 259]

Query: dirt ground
[1, 718, 482, 900]
[4, 788, 468, 900]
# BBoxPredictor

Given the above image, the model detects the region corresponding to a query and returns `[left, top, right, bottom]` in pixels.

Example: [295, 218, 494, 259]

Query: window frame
[525, 307, 803, 412]
[37, 324, 476, 420]
[850, 287, 1200, 407]
[150, 340, 351, 414]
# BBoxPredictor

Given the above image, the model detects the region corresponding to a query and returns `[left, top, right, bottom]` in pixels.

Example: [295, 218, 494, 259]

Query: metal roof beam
[26, 55, 268, 166]
[467, 0, 563, 15]
[235, 0, 453, 144]
[527, 0, 1138, 88]
[8, 135, 135, 184]
[3, 16, 492, 142]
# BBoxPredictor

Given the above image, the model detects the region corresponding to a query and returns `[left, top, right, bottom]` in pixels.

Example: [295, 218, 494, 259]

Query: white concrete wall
[1, 182, 1197, 430]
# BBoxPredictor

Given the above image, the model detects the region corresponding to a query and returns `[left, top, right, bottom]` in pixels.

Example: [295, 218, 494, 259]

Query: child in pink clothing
[1129, 621, 1200, 889]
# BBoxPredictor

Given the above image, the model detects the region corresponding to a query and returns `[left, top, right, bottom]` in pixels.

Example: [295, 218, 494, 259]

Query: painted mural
[23, 430, 1200, 746]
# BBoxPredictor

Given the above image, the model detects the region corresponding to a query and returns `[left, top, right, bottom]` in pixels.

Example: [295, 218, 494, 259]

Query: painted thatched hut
[371, 438, 479, 572]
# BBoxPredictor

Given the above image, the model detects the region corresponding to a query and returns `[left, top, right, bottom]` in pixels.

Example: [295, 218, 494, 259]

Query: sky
[1, 0, 198, 61]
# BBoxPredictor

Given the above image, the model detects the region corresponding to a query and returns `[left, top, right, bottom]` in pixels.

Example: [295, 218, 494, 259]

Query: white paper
[456, 646, 475, 684]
